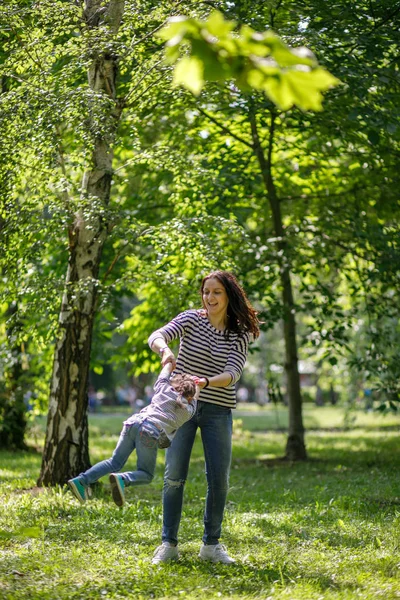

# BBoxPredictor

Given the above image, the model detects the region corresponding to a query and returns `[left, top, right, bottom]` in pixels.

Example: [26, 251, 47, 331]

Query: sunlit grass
[1, 407, 399, 599]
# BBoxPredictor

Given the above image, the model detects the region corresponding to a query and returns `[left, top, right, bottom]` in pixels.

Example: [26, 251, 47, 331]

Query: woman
[148, 271, 260, 564]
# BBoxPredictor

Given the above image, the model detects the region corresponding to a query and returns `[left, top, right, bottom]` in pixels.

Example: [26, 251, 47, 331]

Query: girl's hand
[193, 376, 209, 389]
[161, 348, 176, 369]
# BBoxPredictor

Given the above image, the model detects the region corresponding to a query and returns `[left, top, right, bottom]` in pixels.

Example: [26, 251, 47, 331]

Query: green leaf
[165, 44, 181, 65]
[205, 11, 236, 38]
[173, 56, 204, 96]
[157, 16, 192, 42]
[284, 68, 340, 110]
[262, 75, 296, 110]
[268, 35, 317, 68]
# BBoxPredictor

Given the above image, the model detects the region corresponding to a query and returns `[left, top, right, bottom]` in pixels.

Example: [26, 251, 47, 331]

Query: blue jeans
[77, 417, 159, 487]
[162, 401, 233, 546]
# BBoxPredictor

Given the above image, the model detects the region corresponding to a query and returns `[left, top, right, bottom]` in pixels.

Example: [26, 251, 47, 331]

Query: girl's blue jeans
[162, 401, 232, 546]
[77, 417, 159, 487]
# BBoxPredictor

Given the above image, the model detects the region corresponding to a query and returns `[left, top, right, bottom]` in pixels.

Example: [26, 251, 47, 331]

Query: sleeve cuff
[226, 370, 239, 385]
[148, 332, 166, 349]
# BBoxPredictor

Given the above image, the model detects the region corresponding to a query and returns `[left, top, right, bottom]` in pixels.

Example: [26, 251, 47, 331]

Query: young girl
[68, 363, 200, 507]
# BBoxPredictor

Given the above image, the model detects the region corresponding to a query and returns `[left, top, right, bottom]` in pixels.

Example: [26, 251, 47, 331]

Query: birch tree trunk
[249, 106, 307, 461]
[38, 0, 125, 486]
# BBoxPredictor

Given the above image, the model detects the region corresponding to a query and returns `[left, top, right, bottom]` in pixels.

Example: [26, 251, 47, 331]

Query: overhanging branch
[197, 107, 254, 149]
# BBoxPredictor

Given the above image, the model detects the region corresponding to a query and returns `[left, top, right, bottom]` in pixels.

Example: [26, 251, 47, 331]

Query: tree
[37, 0, 126, 485]
[1, 1, 335, 481]
[153, 8, 339, 459]
[0, 303, 27, 449]
[122, 0, 399, 461]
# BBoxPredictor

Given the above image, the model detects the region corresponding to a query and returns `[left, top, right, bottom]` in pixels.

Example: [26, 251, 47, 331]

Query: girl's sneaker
[109, 473, 125, 506]
[68, 478, 87, 504]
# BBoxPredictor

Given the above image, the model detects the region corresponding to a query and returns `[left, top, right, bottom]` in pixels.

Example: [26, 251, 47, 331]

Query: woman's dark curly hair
[201, 271, 260, 339]
[171, 374, 196, 400]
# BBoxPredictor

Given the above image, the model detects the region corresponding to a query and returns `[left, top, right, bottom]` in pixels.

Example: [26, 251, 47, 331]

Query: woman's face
[202, 277, 229, 319]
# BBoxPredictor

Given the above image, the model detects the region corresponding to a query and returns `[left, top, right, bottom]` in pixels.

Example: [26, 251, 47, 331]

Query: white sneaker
[199, 543, 236, 564]
[152, 542, 179, 564]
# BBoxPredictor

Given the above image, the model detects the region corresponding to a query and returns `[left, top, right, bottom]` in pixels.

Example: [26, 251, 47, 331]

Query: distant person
[143, 385, 153, 407]
[126, 385, 137, 410]
[115, 385, 128, 405]
[364, 388, 373, 412]
[149, 270, 260, 565]
[88, 386, 98, 413]
[315, 386, 324, 406]
[68, 363, 200, 507]
[237, 386, 249, 403]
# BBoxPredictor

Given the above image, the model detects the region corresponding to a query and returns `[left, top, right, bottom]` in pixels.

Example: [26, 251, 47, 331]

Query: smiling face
[202, 277, 229, 322]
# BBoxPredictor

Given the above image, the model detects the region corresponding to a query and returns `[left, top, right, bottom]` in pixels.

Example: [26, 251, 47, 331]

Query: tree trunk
[38, 0, 125, 486]
[0, 302, 28, 450]
[249, 106, 307, 460]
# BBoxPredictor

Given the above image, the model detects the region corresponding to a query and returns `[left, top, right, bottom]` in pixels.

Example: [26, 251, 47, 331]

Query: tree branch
[101, 227, 153, 284]
[124, 72, 168, 108]
[197, 107, 254, 149]
[123, 59, 165, 103]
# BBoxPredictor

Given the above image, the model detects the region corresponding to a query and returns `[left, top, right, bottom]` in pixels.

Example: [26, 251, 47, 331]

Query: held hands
[193, 376, 209, 390]
[161, 348, 176, 369]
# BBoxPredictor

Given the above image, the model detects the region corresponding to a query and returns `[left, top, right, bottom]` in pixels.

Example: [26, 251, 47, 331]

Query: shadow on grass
[152, 557, 362, 597]
[233, 431, 400, 467]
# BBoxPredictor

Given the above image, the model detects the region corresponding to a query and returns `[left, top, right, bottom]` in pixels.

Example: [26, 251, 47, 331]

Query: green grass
[1, 406, 400, 599]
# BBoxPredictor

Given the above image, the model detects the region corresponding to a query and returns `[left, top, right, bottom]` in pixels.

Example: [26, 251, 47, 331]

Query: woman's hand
[161, 348, 176, 369]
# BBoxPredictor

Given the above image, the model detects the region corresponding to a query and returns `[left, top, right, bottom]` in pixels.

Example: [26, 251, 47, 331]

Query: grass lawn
[1, 406, 399, 599]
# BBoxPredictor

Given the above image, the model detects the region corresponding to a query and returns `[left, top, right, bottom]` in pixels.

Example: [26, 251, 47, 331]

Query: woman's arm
[148, 310, 196, 369]
[194, 372, 233, 390]
[224, 333, 250, 385]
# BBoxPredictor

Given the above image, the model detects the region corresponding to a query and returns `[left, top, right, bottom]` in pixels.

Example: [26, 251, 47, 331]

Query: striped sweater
[148, 309, 250, 409]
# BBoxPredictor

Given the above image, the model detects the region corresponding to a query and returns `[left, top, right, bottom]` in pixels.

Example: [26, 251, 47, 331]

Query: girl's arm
[150, 336, 176, 368]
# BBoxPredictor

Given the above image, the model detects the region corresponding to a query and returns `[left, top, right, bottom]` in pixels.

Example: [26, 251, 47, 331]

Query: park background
[1, 0, 399, 598]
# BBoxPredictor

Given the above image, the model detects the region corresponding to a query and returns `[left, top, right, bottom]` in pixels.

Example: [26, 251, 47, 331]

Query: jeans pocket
[139, 422, 160, 449]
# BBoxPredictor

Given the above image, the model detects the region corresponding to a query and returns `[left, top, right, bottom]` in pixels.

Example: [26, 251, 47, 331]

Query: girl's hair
[171, 374, 196, 400]
[200, 271, 260, 339]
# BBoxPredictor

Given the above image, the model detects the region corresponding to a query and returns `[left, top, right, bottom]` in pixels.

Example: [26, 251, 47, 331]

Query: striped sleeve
[148, 310, 195, 348]
[224, 332, 250, 384]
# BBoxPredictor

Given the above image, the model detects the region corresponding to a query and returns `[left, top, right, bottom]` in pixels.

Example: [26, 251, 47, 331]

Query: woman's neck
[207, 312, 227, 331]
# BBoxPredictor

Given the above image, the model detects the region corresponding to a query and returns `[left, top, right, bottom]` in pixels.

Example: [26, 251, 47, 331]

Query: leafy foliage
[159, 11, 339, 108]
[0, 0, 399, 455]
